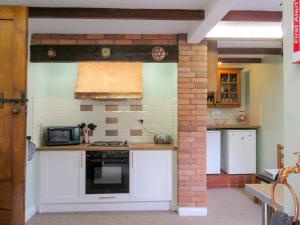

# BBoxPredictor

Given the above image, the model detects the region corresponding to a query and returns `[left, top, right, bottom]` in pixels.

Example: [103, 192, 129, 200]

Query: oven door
[86, 156, 129, 194]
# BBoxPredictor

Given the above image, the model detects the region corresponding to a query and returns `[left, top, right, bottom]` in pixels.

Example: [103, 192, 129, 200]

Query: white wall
[283, 0, 300, 217]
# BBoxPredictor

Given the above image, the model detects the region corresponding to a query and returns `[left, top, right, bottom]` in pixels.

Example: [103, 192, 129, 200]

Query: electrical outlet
[138, 119, 144, 124]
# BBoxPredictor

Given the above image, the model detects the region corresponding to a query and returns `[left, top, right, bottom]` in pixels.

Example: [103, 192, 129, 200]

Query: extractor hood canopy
[75, 62, 142, 100]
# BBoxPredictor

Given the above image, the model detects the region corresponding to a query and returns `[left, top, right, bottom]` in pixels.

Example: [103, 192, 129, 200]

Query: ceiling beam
[218, 58, 262, 64]
[222, 10, 282, 22]
[187, 0, 238, 44]
[28, 7, 205, 21]
[218, 48, 282, 55]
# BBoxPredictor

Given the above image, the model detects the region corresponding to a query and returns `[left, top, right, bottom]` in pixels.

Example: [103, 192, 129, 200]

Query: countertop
[37, 142, 177, 151]
[245, 183, 283, 211]
[207, 124, 261, 129]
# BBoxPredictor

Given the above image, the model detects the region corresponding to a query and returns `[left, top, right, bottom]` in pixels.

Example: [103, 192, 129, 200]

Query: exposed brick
[132, 39, 151, 45]
[40, 39, 59, 44]
[168, 40, 178, 45]
[177, 34, 207, 208]
[142, 34, 161, 39]
[150, 40, 169, 45]
[96, 39, 114, 45]
[77, 39, 96, 44]
[31, 38, 41, 45]
[58, 39, 77, 45]
[86, 34, 105, 39]
[124, 34, 142, 39]
[105, 34, 124, 39]
[115, 39, 133, 45]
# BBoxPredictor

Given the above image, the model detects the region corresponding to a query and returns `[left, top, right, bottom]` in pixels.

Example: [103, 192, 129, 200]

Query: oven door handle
[98, 196, 116, 199]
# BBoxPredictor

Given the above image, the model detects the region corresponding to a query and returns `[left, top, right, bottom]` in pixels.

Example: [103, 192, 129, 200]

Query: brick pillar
[177, 34, 207, 216]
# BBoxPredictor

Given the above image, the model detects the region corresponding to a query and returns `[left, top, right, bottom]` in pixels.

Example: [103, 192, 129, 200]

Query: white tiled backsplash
[32, 96, 177, 145]
[208, 104, 261, 125]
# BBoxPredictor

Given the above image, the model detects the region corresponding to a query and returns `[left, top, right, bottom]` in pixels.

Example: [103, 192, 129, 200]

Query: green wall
[247, 56, 284, 172]
[283, 0, 300, 216]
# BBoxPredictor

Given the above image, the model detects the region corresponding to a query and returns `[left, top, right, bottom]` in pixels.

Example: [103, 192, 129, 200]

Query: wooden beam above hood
[28, 7, 205, 21]
[30, 45, 178, 63]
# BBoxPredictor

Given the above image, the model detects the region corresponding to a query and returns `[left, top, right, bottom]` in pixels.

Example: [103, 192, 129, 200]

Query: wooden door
[0, 6, 27, 225]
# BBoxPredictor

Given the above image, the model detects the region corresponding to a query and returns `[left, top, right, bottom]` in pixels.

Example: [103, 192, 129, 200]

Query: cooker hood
[75, 62, 142, 100]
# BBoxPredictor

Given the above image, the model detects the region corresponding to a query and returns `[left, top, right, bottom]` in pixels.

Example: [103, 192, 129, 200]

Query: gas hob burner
[91, 140, 128, 147]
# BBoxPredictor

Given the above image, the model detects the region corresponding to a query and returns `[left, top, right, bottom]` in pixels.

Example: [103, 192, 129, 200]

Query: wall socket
[138, 119, 144, 124]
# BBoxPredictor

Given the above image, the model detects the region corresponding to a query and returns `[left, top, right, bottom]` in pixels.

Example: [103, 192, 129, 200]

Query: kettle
[154, 134, 171, 144]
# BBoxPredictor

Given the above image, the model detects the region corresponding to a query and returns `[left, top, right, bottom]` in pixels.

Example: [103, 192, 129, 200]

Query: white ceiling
[29, 19, 198, 34]
[217, 40, 282, 48]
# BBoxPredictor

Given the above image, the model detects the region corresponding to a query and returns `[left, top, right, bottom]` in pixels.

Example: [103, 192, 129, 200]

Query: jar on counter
[236, 110, 247, 124]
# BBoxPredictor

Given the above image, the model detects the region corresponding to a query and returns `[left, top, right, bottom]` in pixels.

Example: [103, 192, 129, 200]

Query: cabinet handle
[80, 152, 83, 168]
[98, 196, 115, 199]
[131, 152, 134, 168]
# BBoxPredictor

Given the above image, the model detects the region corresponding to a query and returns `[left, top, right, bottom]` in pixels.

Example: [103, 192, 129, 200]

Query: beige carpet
[27, 188, 261, 225]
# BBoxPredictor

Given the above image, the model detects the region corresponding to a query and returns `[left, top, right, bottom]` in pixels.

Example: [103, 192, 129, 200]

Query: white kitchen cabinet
[206, 131, 221, 174]
[130, 151, 172, 201]
[39, 151, 85, 203]
[221, 130, 256, 174]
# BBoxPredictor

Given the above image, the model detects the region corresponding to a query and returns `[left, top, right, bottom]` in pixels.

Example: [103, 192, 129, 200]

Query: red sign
[293, 0, 300, 63]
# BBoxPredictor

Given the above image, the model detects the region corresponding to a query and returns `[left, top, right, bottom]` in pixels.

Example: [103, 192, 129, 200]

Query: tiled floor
[207, 171, 257, 188]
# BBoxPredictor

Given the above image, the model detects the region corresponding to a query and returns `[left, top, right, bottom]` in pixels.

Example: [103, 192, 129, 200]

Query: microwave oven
[47, 126, 80, 146]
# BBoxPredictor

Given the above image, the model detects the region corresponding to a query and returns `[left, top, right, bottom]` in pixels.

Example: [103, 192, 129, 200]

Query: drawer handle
[98, 196, 116, 199]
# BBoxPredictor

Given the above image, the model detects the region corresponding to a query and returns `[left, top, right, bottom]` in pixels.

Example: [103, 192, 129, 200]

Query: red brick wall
[31, 33, 208, 209]
[31, 34, 178, 45]
[177, 34, 207, 208]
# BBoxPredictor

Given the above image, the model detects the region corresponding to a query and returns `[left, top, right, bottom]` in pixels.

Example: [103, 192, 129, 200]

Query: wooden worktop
[37, 142, 177, 151]
[207, 124, 261, 129]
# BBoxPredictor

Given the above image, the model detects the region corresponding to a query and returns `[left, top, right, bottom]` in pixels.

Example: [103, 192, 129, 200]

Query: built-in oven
[86, 151, 129, 194]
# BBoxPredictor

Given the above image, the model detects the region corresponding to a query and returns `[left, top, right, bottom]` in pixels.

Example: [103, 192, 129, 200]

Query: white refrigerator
[206, 131, 221, 174]
[221, 130, 256, 174]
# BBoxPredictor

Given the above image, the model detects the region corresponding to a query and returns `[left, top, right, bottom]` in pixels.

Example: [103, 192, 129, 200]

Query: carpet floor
[27, 188, 261, 225]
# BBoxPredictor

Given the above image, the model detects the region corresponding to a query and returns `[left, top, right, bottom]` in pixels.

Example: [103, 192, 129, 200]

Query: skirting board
[39, 201, 172, 213]
[25, 206, 36, 222]
[177, 207, 208, 216]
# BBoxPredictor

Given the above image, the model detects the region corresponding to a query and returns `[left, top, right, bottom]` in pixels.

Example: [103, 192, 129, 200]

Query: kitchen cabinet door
[39, 151, 85, 203]
[206, 131, 221, 174]
[130, 151, 172, 201]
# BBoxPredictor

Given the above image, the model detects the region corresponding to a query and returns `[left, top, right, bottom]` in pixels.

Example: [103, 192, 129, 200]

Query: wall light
[206, 21, 282, 39]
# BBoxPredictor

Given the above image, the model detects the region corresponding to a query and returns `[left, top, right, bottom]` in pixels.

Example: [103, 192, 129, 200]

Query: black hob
[90, 140, 128, 147]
